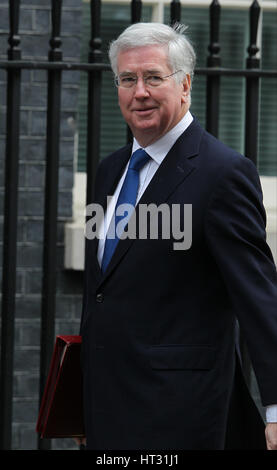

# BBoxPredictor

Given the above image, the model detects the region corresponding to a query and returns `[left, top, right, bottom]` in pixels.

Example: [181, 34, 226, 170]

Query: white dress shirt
[97, 110, 277, 423]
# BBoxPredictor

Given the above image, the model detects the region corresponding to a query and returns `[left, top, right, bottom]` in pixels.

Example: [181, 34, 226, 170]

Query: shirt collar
[132, 111, 193, 165]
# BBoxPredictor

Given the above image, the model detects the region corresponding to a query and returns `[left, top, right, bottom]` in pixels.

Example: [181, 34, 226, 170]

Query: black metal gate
[0, 0, 276, 450]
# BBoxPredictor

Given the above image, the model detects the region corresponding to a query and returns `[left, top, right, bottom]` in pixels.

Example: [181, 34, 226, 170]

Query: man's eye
[147, 75, 163, 85]
[121, 76, 136, 83]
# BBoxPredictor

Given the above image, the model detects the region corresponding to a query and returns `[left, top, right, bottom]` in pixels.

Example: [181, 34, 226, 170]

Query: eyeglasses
[115, 70, 182, 89]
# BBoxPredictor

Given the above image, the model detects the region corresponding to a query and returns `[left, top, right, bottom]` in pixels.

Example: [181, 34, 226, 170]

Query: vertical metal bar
[131, 0, 142, 23]
[126, 0, 143, 144]
[170, 0, 181, 25]
[206, 0, 221, 137]
[86, 0, 102, 206]
[0, 0, 21, 451]
[38, 0, 63, 451]
[244, 0, 261, 164]
[240, 0, 261, 390]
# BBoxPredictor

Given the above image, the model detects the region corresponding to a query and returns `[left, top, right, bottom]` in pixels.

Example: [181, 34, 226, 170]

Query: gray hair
[108, 22, 196, 84]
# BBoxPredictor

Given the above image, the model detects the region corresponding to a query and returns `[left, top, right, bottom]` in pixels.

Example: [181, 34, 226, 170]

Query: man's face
[117, 45, 191, 147]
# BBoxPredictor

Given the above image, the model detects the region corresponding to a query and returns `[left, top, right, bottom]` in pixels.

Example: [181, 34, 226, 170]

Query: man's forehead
[119, 68, 164, 76]
[117, 45, 171, 73]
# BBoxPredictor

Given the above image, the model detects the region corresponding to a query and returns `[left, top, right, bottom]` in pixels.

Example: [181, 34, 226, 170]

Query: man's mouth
[133, 107, 157, 116]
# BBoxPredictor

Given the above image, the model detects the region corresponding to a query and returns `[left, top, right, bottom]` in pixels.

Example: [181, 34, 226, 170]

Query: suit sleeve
[204, 154, 277, 406]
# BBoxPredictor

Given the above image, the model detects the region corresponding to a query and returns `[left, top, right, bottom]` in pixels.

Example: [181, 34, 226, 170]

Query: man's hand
[73, 437, 86, 448]
[265, 423, 277, 450]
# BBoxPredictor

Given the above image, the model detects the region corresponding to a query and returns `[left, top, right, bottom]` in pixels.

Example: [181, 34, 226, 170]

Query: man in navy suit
[80, 22, 277, 450]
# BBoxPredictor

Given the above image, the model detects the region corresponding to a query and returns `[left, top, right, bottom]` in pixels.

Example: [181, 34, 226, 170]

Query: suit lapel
[96, 144, 132, 210]
[138, 118, 203, 207]
[97, 119, 204, 285]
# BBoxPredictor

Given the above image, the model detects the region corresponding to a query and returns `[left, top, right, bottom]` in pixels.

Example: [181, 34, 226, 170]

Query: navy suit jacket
[80, 118, 277, 450]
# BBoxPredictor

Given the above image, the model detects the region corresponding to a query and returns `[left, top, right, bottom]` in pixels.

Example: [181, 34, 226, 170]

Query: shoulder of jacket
[98, 143, 132, 170]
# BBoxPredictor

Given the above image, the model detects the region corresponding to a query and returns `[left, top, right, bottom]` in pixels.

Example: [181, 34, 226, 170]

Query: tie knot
[129, 148, 150, 172]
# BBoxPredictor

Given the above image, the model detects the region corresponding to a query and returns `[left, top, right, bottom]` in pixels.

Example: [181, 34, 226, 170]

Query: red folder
[36, 335, 85, 439]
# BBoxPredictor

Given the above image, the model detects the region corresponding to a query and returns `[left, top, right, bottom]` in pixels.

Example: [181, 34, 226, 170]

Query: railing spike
[207, 0, 221, 67]
[170, 0, 181, 26]
[206, 0, 221, 137]
[7, 0, 21, 60]
[131, 0, 142, 24]
[89, 0, 102, 64]
[247, 0, 261, 68]
[49, 0, 63, 61]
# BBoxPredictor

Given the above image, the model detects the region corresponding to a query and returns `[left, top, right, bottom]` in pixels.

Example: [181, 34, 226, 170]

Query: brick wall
[0, 0, 83, 450]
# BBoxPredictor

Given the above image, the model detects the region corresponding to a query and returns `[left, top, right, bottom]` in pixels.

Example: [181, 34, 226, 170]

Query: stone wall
[0, 0, 83, 450]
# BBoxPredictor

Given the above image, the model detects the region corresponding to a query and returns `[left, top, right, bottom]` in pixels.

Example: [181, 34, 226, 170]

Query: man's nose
[133, 77, 150, 98]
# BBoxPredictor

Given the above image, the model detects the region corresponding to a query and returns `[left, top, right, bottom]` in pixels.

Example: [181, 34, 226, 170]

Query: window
[259, 9, 277, 175]
[164, 6, 249, 155]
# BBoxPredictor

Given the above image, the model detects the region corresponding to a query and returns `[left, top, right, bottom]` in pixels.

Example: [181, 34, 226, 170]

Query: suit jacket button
[96, 293, 104, 303]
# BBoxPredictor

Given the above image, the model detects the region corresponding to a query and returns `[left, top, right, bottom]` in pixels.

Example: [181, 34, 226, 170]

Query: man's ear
[181, 74, 191, 103]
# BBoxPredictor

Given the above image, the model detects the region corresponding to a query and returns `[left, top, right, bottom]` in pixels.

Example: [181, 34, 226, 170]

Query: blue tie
[101, 148, 151, 272]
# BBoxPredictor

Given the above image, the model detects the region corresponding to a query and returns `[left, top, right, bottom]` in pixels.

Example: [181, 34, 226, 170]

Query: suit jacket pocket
[149, 345, 216, 370]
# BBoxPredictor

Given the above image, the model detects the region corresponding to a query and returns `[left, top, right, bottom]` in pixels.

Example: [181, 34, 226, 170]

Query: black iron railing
[0, 0, 276, 450]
